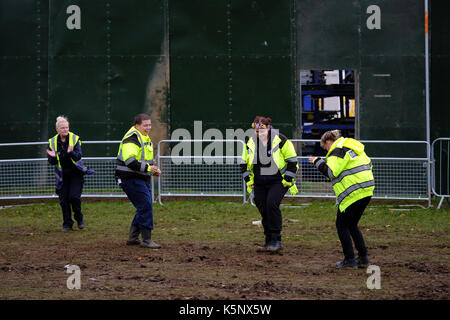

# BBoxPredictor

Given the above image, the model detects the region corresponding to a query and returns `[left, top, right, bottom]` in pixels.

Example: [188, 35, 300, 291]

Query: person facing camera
[47, 116, 94, 232]
[115, 113, 162, 248]
[241, 116, 299, 252]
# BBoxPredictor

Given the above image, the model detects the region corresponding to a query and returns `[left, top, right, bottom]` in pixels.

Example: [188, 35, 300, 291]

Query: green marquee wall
[0, 0, 447, 158]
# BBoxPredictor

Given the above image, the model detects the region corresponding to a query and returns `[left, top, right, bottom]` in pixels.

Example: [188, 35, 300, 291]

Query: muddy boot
[336, 258, 357, 269]
[257, 234, 270, 252]
[355, 255, 370, 268]
[140, 228, 161, 249]
[266, 234, 282, 252]
[126, 224, 141, 245]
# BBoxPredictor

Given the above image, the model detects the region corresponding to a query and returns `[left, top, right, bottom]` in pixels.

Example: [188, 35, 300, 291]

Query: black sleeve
[126, 159, 149, 172]
[240, 163, 250, 182]
[278, 133, 288, 149]
[313, 157, 333, 179]
[284, 162, 298, 182]
[279, 134, 297, 182]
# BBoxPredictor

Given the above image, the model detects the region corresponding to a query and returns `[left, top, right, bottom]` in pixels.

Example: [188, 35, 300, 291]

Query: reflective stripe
[140, 161, 147, 172]
[285, 157, 297, 163]
[327, 168, 335, 179]
[336, 180, 375, 206]
[71, 133, 77, 146]
[331, 163, 372, 186]
[242, 171, 251, 178]
[284, 171, 296, 178]
[116, 165, 151, 176]
[314, 159, 325, 168]
[124, 157, 136, 165]
[279, 166, 287, 174]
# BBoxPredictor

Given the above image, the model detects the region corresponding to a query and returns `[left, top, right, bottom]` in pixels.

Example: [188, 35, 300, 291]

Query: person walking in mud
[115, 113, 162, 248]
[47, 116, 94, 232]
[309, 130, 374, 268]
[241, 116, 299, 252]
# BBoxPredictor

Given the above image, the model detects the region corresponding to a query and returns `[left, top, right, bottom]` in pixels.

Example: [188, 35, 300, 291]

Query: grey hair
[56, 116, 69, 128]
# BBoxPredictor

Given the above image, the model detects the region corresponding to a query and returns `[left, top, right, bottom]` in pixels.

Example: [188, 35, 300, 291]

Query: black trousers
[57, 172, 84, 229]
[254, 181, 288, 238]
[336, 196, 371, 260]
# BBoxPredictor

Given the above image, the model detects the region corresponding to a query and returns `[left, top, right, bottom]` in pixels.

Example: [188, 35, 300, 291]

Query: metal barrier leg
[437, 197, 445, 209]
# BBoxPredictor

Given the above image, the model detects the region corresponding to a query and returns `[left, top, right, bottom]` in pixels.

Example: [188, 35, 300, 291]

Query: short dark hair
[253, 116, 272, 126]
[134, 113, 151, 125]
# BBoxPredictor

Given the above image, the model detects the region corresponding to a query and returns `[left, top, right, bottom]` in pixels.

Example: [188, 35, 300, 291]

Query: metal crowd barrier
[0, 141, 154, 201]
[289, 140, 431, 206]
[157, 139, 246, 205]
[431, 138, 450, 209]
[0, 139, 434, 207]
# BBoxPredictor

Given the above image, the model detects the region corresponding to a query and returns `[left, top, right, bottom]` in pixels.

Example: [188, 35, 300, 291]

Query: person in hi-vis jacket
[115, 113, 162, 248]
[309, 130, 374, 268]
[241, 116, 298, 252]
[47, 116, 94, 232]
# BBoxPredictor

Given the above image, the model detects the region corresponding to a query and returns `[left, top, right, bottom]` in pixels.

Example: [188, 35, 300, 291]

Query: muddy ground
[0, 198, 449, 301]
[1, 237, 448, 300]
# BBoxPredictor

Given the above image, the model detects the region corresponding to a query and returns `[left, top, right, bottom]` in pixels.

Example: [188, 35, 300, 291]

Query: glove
[282, 179, 293, 188]
[246, 181, 254, 194]
[86, 168, 95, 175]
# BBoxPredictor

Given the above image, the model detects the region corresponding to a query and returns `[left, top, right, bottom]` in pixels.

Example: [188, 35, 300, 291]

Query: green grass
[1, 199, 449, 248]
[0, 199, 449, 300]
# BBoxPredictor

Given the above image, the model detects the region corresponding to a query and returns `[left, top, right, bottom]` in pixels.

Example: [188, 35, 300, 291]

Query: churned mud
[0, 236, 448, 299]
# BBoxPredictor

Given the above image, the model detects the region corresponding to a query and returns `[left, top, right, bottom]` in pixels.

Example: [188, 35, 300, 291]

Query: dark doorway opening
[300, 69, 357, 156]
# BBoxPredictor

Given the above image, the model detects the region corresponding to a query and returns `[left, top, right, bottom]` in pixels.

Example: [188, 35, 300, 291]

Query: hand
[246, 181, 254, 194]
[67, 145, 74, 153]
[46, 149, 56, 158]
[149, 165, 161, 176]
[282, 179, 293, 188]
[308, 157, 318, 164]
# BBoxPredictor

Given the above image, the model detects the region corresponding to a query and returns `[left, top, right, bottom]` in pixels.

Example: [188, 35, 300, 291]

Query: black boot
[126, 224, 141, 245]
[257, 234, 271, 252]
[336, 258, 357, 269]
[140, 228, 161, 249]
[355, 255, 370, 268]
[266, 234, 282, 252]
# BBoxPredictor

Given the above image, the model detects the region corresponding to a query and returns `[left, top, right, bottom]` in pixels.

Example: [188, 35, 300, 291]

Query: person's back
[309, 130, 373, 269]
[325, 136, 374, 212]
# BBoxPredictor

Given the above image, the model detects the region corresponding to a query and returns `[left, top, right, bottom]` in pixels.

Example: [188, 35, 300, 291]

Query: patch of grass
[1, 199, 448, 248]
[1, 199, 449, 300]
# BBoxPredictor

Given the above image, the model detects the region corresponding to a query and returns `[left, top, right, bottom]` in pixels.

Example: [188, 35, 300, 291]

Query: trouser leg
[69, 173, 84, 224]
[336, 209, 355, 260]
[254, 184, 269, 237]
[265, 182, 288, 237]
[336, 197, 371, 260]
[58, 179, 73, 229]
[120, 179, 154, 230]
[347, 197, 371, 257]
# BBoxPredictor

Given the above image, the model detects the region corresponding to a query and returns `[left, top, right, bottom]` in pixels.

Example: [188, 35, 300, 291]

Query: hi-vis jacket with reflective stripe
[242, 130, 299, 195]
[115, 126, 154, 181]
[48, 132, 91, 190]
[314, 137, 374, 212]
